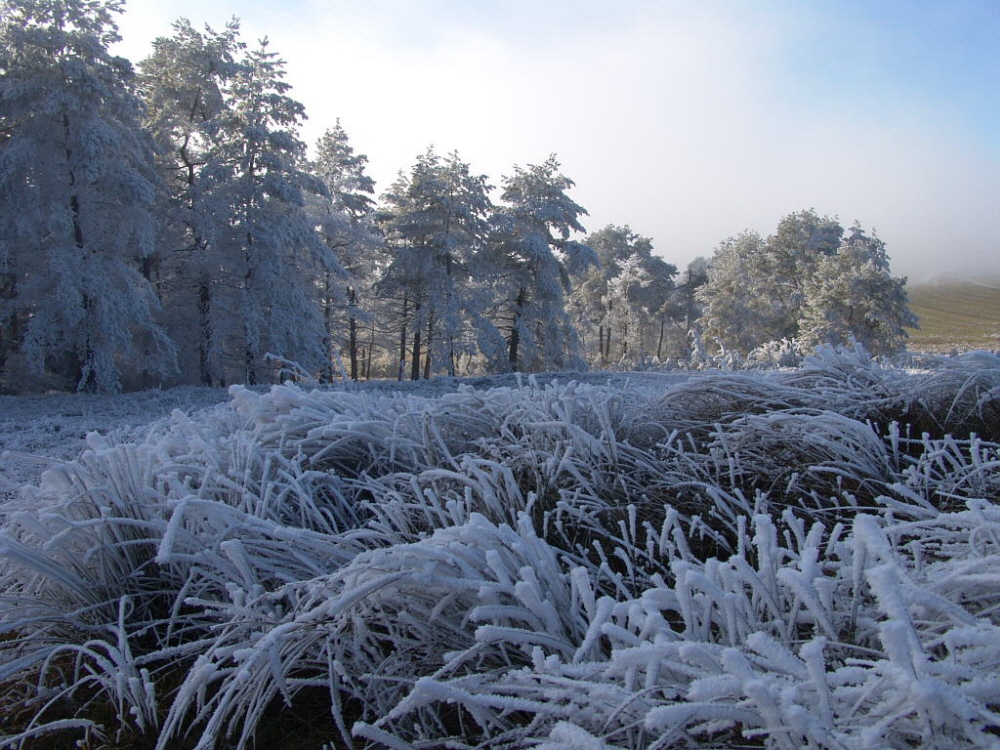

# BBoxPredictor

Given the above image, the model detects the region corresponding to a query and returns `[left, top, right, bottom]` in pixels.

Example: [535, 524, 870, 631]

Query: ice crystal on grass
[1, 346, 999, 748]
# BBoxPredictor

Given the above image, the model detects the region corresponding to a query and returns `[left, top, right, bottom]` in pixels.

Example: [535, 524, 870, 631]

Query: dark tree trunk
[198, 279, 213, 385]
[0, 272, 17, 389]
[141, 255, 160, 291]
[410, 300, 422, 381]
[243, 240, 256, 387]
[508, 287, 526, 371]
[422, 313, 433, 380]
[320, 272, 334, 383]
[366, 319, 376, 380]
[348, 287, 359, 381]
[69, 193, 98, 391]
[398, 295, 408, 381]
[76, 293, 97, 392]
[410, 327, 422, 380]
[63, 116, 98, 391]
[656, 314, 666, 361]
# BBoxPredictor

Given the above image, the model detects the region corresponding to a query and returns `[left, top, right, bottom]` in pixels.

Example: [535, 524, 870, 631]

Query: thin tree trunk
[241, 147, 259, 386]
[410, 299, 422, 381]
[366, 319, 376, 380]
[243, 253, 256, 386]
[320, 271, 334, 383]
[60, 114, 98, 390]
[0, 272, 17, 389]
[198, 279, 213, 385]
[348, 287, 359, 381]
[622, 313, 629, 361]
[508, 287, 525, 371]
[423, 312, 433, 380]
[70, 195, 98, 391]
[398, 295, 408, 381]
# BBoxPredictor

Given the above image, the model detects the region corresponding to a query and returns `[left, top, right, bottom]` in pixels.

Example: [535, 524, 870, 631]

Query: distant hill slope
[905, 276, 1000, 353]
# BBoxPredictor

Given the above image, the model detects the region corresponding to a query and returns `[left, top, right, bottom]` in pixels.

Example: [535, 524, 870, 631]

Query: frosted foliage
[377, 147, 496, 376]
[494, 156, 596, 372]
[695, 211, 916, 360]
[696, 231, 782, 357]
[135, 18, 244, 386]
[0, 0, 175, 392]
[799, 225, 918, 356]
[1, 347, 999, 748]
[569, 225, 678, 369]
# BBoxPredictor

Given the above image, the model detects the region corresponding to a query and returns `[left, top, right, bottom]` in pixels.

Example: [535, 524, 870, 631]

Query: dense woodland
[0, 0, 917, 393]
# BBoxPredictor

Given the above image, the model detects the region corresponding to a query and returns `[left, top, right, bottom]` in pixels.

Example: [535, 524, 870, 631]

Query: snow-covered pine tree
[0, 0, 175, 392]
[309, 120, 382, 381]
[696, 230, 780, 357]
[199, 38, 333, 385]
[695, 210, 844, 357]
[377, 148, 496, 379]
[672, 257, 709, 331]
[799, 223, 918, 355]
[698, 212, 916, 360]
[765, 208, 844, 338]
[491, 156, 596, 372]
[605, 253, 650, 364]
[568, 225, 676, 368]
[138, 17, 243, 385]
[639, 253, 682, 362]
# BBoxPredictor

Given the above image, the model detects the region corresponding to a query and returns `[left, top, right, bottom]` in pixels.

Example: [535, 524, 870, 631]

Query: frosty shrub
[1, 345, 999, 749]
[744, 339, 804, 370]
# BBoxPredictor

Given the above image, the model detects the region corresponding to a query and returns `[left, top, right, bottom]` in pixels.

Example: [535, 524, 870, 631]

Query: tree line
[0, 0, 917, 393]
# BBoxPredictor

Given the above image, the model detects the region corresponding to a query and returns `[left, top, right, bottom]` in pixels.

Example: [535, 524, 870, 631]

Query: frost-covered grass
[1, 346, 999, 749]
[0, 386, 235, 500]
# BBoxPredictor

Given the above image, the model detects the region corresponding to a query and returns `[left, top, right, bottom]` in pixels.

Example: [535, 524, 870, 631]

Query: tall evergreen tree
[310, 120, 381, 380]
[138, 17, 242, 385]
[491, 156, 595, 371]
[799, 224, 918, 355]
[696, 231, 779, 356]
[764, 209, 843, 339]
[377, 147, 495, 379]
[199, 38, 333, 385]
[569, 225, 676, 367]
[0, 0, 174, 391]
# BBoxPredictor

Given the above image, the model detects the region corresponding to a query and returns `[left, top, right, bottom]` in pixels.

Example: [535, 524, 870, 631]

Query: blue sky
[116, 0, 999, 281]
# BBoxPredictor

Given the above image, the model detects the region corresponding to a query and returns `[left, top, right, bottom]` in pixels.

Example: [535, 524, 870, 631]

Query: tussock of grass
[1, 344, 999, 749]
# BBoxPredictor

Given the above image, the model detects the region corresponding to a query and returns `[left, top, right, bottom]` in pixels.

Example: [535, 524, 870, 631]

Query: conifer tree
[377, 148, 495, 379]
[199, 38, 333, 385]
[138, 17, 242, 385]
[310, 120, 381, 380]
[696, 231, 780, 356]
[569, 225, 676, 367]
[491, 156, 595, 371]
[697, 212, 916, 358]
[0, 0, 174, 391]
[764, 209, 843, 338]
[799, 224, 918, 355]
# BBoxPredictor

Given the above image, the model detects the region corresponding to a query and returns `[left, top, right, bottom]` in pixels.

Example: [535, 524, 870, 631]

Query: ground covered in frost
[1, 347, 999, 750]
[0, 387, 234, 498]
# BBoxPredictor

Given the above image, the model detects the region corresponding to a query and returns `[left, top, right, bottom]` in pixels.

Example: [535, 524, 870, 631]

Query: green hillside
[905, 276, 1000, 353]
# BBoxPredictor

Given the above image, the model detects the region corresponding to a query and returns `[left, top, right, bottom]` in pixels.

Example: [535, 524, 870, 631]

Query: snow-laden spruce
[1, 345, 998, 749]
